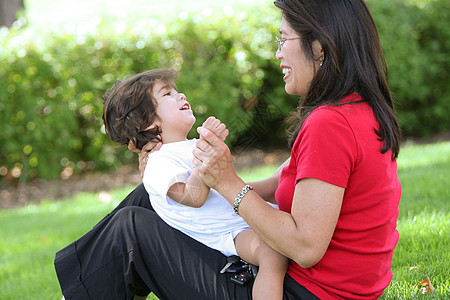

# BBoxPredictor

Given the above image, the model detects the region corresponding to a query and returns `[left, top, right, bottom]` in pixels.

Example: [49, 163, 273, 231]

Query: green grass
[0, 141, 448, 299]
[0, 189, 131, 299]
[381, 141, 450, 299]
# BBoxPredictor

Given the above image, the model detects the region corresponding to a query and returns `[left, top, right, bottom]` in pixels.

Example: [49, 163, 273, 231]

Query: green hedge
[371, 0, 450, 136]
[0, 0, 448, 182]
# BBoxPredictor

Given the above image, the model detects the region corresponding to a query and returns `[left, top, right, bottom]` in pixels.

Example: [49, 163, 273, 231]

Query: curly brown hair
[102, 68, 179, 149]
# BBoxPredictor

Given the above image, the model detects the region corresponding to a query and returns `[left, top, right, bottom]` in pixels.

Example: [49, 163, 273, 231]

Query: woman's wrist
[215, 176, 246, 206]
[233, 185, 254, 215]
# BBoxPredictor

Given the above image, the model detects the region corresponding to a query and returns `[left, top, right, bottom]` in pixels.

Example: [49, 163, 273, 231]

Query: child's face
[149, 79, 196, 143]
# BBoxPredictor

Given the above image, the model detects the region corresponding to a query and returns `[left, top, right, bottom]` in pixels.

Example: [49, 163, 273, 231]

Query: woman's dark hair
[274, 0, 401, 159]
[102, 68, 178, 149]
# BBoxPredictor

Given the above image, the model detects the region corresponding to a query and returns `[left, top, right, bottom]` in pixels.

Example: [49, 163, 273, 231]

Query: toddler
[103, 68, 287, 300]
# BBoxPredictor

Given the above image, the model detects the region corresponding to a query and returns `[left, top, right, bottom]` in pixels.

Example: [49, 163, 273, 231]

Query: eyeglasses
[275, 36, 302, 51]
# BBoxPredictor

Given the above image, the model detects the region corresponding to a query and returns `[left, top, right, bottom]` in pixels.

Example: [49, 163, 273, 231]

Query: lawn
[0, 141, 449, 299]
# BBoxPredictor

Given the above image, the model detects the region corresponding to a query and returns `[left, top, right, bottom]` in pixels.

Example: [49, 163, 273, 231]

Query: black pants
[54, 184, 319, 300]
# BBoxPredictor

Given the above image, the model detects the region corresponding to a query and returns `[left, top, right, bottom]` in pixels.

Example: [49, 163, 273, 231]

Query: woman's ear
[312, 40, 324, 67]
[312, 40, 323, 58]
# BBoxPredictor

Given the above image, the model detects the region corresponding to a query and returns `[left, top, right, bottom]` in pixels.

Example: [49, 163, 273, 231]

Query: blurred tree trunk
[0, 0, 25, 27]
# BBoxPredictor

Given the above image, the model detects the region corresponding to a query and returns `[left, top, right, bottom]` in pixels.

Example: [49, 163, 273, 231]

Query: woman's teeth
[282, 67, 292, 74]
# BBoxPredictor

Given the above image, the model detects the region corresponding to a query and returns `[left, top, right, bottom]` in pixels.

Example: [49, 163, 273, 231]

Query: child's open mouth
[180, 103, 191, 110]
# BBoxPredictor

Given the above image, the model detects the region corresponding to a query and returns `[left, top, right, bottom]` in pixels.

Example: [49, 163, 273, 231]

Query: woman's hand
[193, 125, 240, 192]
[128, 139, 162, 179]
[193, 116, 231, 190]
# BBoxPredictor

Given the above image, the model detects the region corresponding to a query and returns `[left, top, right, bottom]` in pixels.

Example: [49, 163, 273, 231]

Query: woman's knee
[112, 206, 158, 229]
[108, 207, 159, 243]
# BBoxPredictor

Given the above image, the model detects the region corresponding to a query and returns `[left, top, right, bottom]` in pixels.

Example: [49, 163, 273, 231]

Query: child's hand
[128, 138, 162, 179]
[199, 117, 229, 142]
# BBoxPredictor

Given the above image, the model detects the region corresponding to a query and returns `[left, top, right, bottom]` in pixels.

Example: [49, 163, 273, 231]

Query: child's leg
[235, 229, 288, 300]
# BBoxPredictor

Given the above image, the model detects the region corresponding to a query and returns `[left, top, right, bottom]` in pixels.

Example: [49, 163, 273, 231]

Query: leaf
[414, 276, 435, 294]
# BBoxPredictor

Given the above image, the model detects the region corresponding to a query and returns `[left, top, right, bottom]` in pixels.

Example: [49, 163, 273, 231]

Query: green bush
[0, 1, 448, 183]
[0, 7, 289, 182]
[370, 0, 450, 136]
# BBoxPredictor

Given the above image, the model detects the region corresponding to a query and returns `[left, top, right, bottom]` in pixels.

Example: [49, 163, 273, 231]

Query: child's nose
[178, 93, 187, 101]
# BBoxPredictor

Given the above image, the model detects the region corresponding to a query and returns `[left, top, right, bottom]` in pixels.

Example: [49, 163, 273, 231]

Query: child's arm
[247, 157, 290, 204]
[167, 169, 211, 207]
[167, 117, 229, 207]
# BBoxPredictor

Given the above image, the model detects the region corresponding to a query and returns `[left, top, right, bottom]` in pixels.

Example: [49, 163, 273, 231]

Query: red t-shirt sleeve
[293, 107, 358, 188]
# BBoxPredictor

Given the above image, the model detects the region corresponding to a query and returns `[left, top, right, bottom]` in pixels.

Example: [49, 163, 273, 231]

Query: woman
[55, 0, 401, 299]
[192, 0, 402, 297]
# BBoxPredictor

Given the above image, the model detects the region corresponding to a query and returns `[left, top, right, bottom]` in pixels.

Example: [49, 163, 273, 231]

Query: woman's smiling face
[276, 17, 322, 96]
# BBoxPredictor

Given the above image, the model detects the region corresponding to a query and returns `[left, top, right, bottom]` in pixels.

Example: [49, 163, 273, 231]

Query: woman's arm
[193, 128, 343, 268]
[247, 157, 290, 204]
[238, 178, 343, 268]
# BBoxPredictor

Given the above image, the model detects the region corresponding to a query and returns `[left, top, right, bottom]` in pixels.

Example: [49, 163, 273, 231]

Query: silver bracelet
[233, 185, 253, 215]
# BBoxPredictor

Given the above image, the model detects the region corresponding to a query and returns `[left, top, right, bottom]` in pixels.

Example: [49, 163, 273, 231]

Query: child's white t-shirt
[142, 139, 250, 256]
